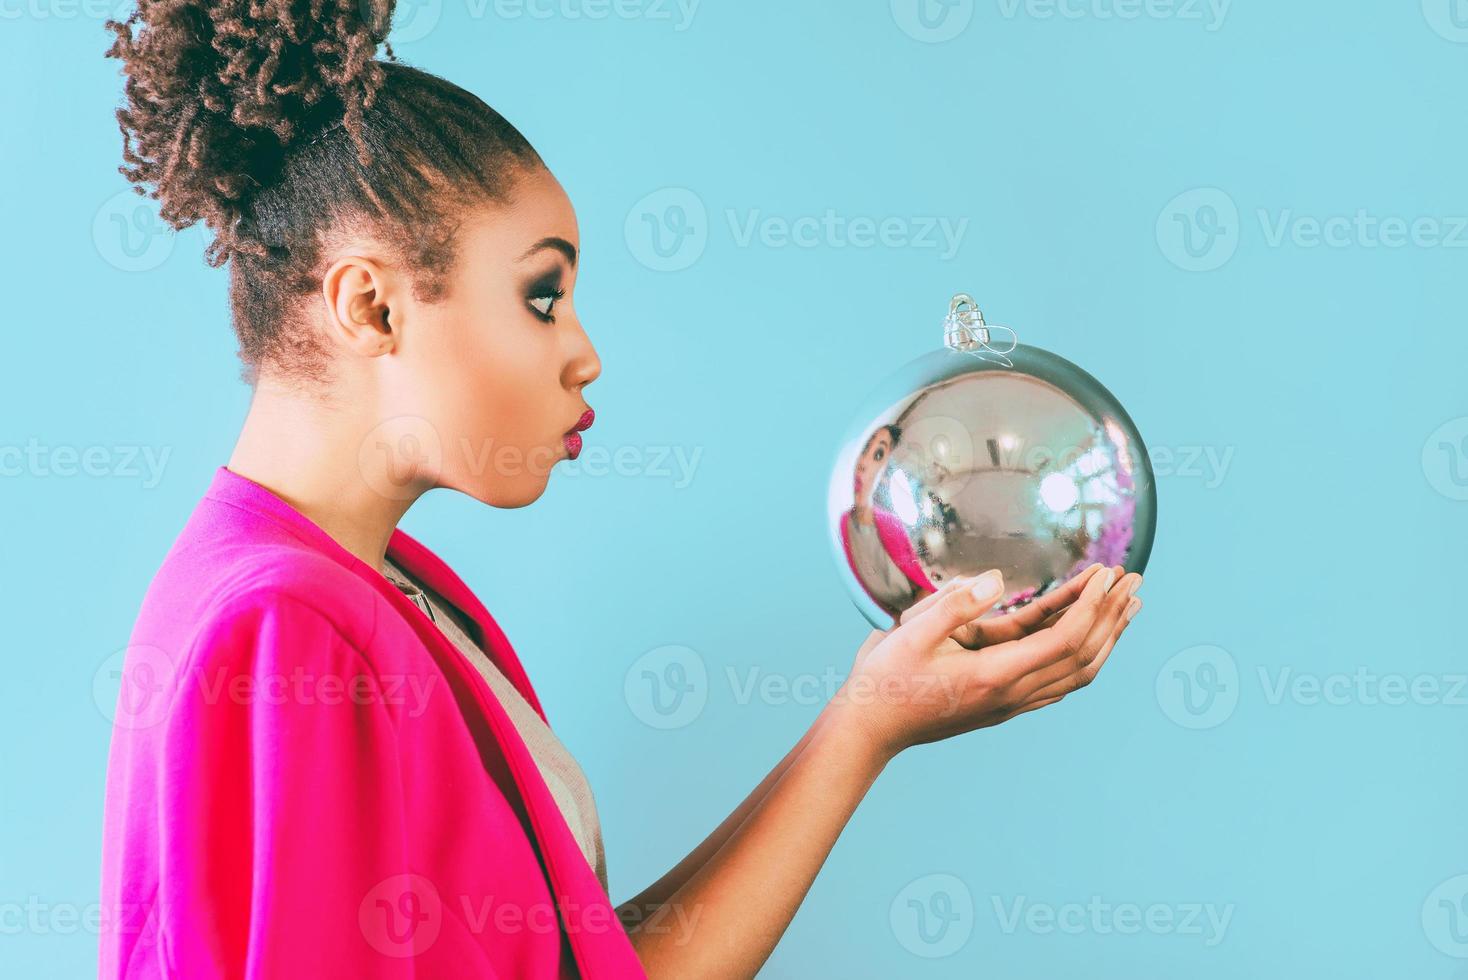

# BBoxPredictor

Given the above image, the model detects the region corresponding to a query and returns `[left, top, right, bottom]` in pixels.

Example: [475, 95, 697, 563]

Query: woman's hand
[622, 562, 1139, 979]
[835, 563, 1142, 760]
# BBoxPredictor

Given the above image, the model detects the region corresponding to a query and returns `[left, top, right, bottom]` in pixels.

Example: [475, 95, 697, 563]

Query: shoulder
[141, 526, 389, 679]
[202, 546, 381, 649]
[147, 479, 387, 648]
[162, 557, 416, 729]
[871, 505, 907, 540]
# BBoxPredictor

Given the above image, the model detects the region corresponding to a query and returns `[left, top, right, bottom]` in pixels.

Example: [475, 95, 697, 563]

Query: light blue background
[3, 1, 1466, 976]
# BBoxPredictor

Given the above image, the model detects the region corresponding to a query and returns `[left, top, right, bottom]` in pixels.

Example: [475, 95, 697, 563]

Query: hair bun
[105, 0, 397, 266]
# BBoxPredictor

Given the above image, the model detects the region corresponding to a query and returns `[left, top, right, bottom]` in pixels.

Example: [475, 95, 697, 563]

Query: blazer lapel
[381, 529, 629, 976]
[385, 529, 548, 722]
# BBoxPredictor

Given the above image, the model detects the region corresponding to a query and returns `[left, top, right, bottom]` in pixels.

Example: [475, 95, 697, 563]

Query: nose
[562, 319, 602, 391]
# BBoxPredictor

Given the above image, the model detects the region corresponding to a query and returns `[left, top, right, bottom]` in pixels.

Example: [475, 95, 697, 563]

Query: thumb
[897, 569, 1005, 651]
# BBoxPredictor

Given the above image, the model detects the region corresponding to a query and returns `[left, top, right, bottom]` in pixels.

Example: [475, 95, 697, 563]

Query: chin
[453, 473, 552, 509]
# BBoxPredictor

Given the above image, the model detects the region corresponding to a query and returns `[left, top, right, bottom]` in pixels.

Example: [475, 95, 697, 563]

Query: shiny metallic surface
[828, 341, 1157, 630]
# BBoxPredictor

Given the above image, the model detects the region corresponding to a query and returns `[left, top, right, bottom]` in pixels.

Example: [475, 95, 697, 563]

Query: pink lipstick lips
[563, 408, 594, 460]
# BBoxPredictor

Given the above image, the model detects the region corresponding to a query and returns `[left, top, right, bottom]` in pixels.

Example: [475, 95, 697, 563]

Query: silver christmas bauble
[828, 295, 1157, 629]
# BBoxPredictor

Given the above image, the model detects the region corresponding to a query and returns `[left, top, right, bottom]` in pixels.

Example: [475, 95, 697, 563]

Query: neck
[227, 377, 424, 572]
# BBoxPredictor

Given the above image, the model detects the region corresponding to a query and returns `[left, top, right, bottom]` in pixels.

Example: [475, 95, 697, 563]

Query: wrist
[819, 690, 903, 774]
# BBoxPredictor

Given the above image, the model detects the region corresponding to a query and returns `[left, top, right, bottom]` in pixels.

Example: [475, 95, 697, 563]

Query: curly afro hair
[104, 0, 543, 383]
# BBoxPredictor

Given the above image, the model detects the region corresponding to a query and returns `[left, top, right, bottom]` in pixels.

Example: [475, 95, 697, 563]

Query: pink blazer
[839, 505, 936, 612]
[99, 467, 647, 978]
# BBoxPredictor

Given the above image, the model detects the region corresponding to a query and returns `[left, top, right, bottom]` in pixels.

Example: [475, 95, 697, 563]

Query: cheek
[418, 304, 558, 451]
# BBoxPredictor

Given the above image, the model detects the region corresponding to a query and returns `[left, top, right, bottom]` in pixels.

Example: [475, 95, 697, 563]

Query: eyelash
[528, 287, 565, 323]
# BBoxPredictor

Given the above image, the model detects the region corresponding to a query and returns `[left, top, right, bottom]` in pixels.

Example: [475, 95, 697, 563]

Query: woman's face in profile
[853, 428, 894, 505]
[390, 166, 602, 508]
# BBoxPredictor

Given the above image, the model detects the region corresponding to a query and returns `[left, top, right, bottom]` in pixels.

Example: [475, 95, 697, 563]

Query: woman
[839, 424, 939, 618]
[97, 2, 1144, 977]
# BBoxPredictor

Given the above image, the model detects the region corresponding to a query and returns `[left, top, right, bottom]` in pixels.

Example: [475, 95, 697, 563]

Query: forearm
[625, 701, 892, 979]
[618, 719, 820, 920]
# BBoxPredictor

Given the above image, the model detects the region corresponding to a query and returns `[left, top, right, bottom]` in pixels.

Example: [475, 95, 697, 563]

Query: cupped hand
[835, 563, 1142, 759]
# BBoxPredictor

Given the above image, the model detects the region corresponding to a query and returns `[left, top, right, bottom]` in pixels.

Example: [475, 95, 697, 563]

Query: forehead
[469, 167, 579, 257]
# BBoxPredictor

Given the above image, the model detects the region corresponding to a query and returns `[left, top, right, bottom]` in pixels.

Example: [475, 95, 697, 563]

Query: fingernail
[1099, 568, 1116, 591]
[1125, 596, 1142, 620]
[1127, 575, 1143, 597]
[970, 569, 1003, 602]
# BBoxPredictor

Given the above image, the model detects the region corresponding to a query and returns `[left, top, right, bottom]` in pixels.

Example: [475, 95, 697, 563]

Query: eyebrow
[518, 236, 578, 267]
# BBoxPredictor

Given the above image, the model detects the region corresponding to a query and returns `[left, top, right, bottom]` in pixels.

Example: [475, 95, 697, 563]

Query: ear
[320, 255, 400, 358]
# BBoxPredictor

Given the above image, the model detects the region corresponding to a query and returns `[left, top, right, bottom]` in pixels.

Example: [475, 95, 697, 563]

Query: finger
[973, 565, 1117, 681]
[1000, 693, 1065, 721]
[1008, 574, 1138, 701]
[904, 562, 1104, 636]
[897, 569, 1005, 652]
[1017, 572, 1135, 696]
[898, 575, 969, 627]
[1083, 596, 1140, 677]
[953, 563, 1112, 648]
[1018, 597, 1139, 703]
[1001, 563, 1111, 634]
[1030, 570, 1123, 632]
[1076, 571, 1140, 654]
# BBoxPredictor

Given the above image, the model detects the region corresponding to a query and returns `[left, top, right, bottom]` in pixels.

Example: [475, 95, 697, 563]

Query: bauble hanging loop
[942, 292, 1018, 367]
